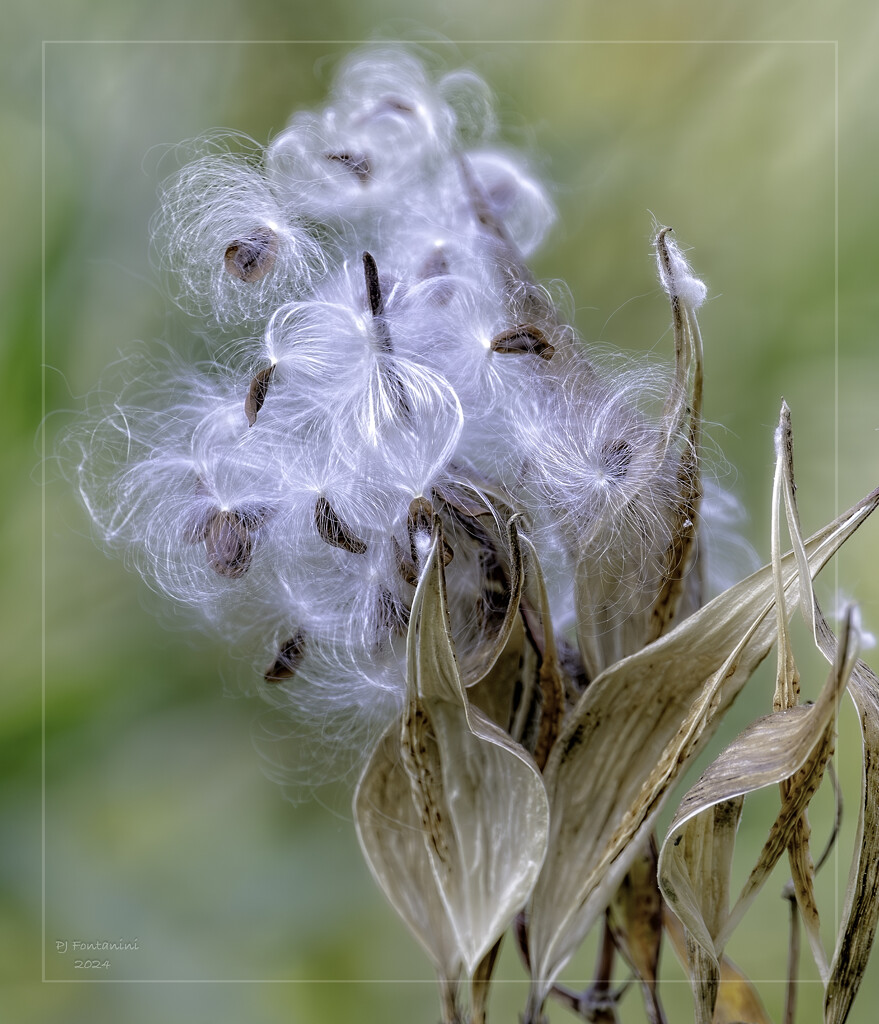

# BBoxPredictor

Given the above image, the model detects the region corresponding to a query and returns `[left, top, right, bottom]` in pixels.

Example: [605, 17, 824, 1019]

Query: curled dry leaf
[657, 622, 854, 981]
[354, 521, 549, 989]
[772, 402, 879, 1020]
[771, 407, 879, 1024]
[820, 621, 879, 1024]
[523, 485, 879, 1022]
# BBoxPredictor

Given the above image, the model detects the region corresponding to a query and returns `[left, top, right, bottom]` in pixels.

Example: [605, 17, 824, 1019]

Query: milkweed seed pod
[64, 44, 879, 1024]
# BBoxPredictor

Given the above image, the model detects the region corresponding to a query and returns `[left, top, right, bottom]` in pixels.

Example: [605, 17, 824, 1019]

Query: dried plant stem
[814, 759, 843, 873]
[470, 937, 503, 1024]
[548, 919, 623, 1023]
[783, 882, 801, 1024]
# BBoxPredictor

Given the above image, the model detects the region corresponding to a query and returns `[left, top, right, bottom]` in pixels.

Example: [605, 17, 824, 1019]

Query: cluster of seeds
[73, 48, 744, 785]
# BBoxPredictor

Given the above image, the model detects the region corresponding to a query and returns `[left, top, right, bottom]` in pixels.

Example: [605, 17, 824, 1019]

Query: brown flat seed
[206, 511, 252, 578]
[224, 226, 279, 283]
[314, 496, 368, 554]
[489, 324, 555, 361]
[264, 632, 306, 683]
[418, 247, 450, 281]
[375, 94, 415, 115]
[245, 364, 275, 427]
[325, 151, 371, 183]
[395, 544, 420, 588]
[362, 250, 385, 319]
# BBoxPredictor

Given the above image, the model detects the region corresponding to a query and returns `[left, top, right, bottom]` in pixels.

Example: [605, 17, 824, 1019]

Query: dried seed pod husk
[408, 495, 434, 563]
[407, 497, 452, 571]
[354, 522, 549, 984]
[663, 909, 772, 1024]
[770, 405, 879, 1022]
[523, 482, 879, 1021]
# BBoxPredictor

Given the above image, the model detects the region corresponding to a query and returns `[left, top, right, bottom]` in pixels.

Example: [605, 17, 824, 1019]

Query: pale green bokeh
[5, 2, 879, 1022]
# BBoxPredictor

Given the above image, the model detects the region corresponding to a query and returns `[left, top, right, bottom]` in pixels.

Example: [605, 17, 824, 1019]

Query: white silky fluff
[68, 46, 747, 793]
[152, 142, 326, 326]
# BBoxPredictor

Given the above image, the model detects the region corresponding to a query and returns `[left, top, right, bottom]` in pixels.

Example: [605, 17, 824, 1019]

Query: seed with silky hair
[265, 631, 306, 683]
[245, 364, 275, 427]
[314, 496, 368, 554]
[224, 226, 279, 283]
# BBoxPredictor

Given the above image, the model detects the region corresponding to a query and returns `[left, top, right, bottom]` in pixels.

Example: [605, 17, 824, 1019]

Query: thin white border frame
[40, 36, 840, 991]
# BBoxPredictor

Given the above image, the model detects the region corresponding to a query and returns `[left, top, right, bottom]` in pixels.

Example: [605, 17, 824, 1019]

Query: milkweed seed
[489, 324, 555, 361]
[264, 631, 306, 683]
[418, 246, 450, 280]
[245, 364, 276, 427]
[374, 94, 416, 115]
[224, 226, 279, 283]
[314, 496, 368, 554]
[362, 250, 385, 320]
[325, 151, 371, 183]
[206, 510, 253, 578]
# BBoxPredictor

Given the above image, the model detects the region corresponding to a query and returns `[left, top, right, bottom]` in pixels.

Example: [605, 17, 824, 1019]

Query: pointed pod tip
[655, 228, 706, 310]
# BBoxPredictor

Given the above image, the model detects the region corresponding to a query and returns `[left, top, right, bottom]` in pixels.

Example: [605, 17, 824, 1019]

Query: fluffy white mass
[68, 46, 748, 790]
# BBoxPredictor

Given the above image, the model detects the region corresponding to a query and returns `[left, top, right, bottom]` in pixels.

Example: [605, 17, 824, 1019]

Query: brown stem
[470, 935, 503, 1024]
[548, 920, 625, 1023]
[783, 882, 800, 1024]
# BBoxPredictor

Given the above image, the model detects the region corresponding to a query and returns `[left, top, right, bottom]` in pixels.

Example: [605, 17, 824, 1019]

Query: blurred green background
[5, 1, 879, 1021]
